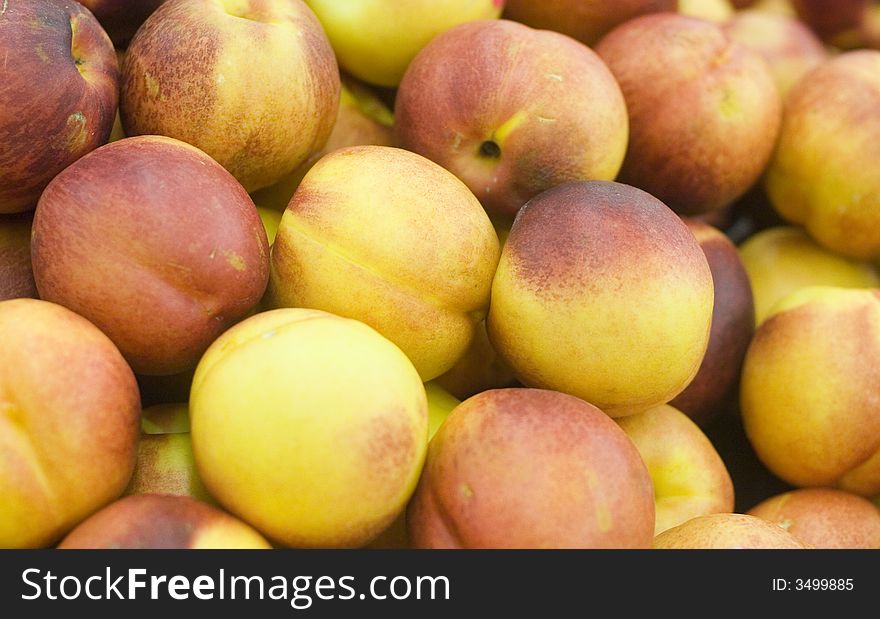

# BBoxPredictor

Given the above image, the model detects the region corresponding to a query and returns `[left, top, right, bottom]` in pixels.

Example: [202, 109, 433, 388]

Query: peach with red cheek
[31, 136, 269, 376]
[740, 287, 880, 491]
[748, 488, 880, 549]
[0, 0, 118, 214]
[395, 19, 628, 218]
[0, 299, 140, 548]
[488, 181, 714, 417]
[408, 388, 655, 549]
[121, 0, 340, 192]
[653, 513, 805, 549]
[596, 13, 781, 216]
[58, 494, 271, 549]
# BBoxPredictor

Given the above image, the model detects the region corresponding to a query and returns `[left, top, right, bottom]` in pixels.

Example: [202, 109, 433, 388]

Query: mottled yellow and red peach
[488, 181, 713, 417]
[0, 299, 140, 549]
[121, 0, 340, 192]
[408, 389, 655, 548]
[32, 136, 269, 376]
[59, 494, 271, 549]
[395, 20, 628, 217]
[0, 0, 118, 214]
[653, 513, 805, 549]
[749, 488, 880, 549]
[596, 13, 781, 215]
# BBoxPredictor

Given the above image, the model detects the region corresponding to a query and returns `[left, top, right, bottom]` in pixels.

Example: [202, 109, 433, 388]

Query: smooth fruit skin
[765, 51, 880, 260]
[121, 0, 340, 192]
[653, 513, 805, 549]
[678, 0, 735, 22]
[488, 181, 714, 417]
[32, 136, 269, 376]
[125, 404, 213, 503]
[618, 405, 735, 536]
[305, 0, 504, 87]
[0, 0, 118, 214]
[190, 308, 428, 548]
[58, 494, 271, 549]
[723, 10, 828, 97]
[268, 146, 500, 381]
[791, 0, 868, 45]
[408, 388, 655, 549]
[502, 0, 675, 46]
[670, 220, 754, 425]
[748, 488, 880, 549]
[741, 287, 880, 490]
[739, 227, 880, 326]
[366, 382, 460, 549]
[395, 19, 628, 218]
[0, 213, 37, 301]
[0, 299, 140, 548]
[596, 13, 781, 216]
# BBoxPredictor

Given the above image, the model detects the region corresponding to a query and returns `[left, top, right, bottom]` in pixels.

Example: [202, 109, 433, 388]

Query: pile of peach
[2, 0, 880, 550]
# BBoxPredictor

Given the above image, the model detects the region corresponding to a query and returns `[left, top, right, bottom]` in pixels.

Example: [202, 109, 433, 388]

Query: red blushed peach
[395, 19, 628, 218]
[58, 494, 271, 549]
[488, 181, 714, 417]
[748, 488, 880, 549]
[723, 10, 829, 97]
[0, 299, 140, 548]
[78, 0, 168, 47]
[408, 388, 655, 549]
[653, 513, 805, 549]
[31, 136, 269, 376]
[0, 213, 37, 301]
[121, 0, 340, 192]
[596, 13, 781, 216]
[0, 0, 118, 214]
[670, 220, 754, 426]
[502, 0, 676, 46]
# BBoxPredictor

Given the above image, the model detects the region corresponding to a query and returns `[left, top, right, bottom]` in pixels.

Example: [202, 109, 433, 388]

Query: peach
[408, 389, 655, 548]
[0, 213, 36, 301]
[31, 136, 269, 375]
[59, 495, 270, 549]
[250, 78, 396, 212]
[395, 19, 629, 218]
[268, 146, 500, 381]
[121, 0, 339, 192]
[723, 10, 829, 97]
[670, 220, 754, 425]
[618, 405, 735, 535]
[738, 227, 880, 325]
[741, 287, 880, 491]
[748, 488, 880, 549]
[0, 0, 118, 214]
[502, 0, 676, 47]
[304, 0, 504, 87]
[488, 181, 714, 417]
[765, 51, 880, 259]
[125, 404, 213, 503]
[653, 513, 805, 548]
[0, 299, 140, 548]
[190, 308, 428, 548]
[596, 13, 781, 215]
